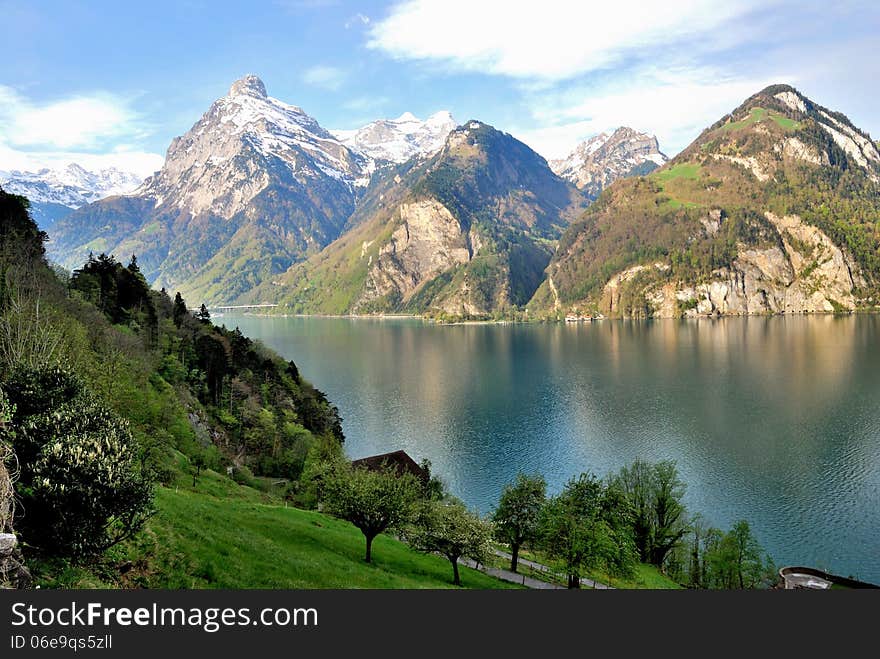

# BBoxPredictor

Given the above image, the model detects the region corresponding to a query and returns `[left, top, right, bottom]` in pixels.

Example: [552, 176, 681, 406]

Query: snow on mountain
[0, 163, 143, 208]
[135, 74, 370, 219]
[550, 127, 668, 198]
[332, 110, 456, 164]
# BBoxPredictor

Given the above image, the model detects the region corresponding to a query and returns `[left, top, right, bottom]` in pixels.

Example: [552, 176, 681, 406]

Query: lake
[220, 313, 880, 583]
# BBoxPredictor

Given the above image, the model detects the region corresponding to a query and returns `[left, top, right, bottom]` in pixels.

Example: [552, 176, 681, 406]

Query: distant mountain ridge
[1, 164, 143, 228]
[332, 111, 456, 164]
[550, 127, 667, 198]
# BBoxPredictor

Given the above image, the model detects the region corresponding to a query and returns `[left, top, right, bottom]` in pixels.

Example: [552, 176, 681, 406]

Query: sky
[0, 0, 878, 177]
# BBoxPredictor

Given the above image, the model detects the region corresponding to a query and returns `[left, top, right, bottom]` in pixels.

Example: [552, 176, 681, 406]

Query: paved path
[487, 549, 616, 590]
[461, 557, 564, 589]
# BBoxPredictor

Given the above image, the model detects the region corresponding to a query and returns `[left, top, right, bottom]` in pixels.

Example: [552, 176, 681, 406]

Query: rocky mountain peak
[687, 83, 880, 183]
[228, 74, 267, 99]
[550, 126, 668, 198]
[332, 110, 456, 164]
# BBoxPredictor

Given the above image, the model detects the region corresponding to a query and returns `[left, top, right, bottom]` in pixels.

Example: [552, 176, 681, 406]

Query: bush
[4, 367, 153, 559]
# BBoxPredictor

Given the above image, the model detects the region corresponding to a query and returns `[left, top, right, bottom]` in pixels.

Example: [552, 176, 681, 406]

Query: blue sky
[1, 0, 878, 176]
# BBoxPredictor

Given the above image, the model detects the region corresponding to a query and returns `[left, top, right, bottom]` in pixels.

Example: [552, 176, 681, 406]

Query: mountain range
[530, 84, 880, 318]
[0, 164, 143, 228]
[46, 75, 650, 307]
[41, 77, 880, 319]
[252, 120, 586, 315]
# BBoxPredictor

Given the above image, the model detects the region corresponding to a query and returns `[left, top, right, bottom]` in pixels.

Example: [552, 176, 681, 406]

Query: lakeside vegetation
[1, 186, 780, 589]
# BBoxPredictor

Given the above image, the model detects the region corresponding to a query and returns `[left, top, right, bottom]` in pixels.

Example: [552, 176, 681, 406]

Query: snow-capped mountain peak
[138, 75, 368, 218]
[550, 127, 668, 198]
[0, 164, 143, 208]
[332, 111, 457, 164]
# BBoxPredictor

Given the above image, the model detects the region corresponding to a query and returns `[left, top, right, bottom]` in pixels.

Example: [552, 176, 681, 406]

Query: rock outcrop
[601, 212, 865, 318]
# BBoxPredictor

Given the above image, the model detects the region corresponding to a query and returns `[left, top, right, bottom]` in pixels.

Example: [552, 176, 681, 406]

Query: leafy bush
[4, 367, 153, 558]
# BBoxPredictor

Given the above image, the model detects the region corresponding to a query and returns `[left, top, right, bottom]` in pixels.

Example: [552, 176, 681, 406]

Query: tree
[3, 366, 153, 558]
[539, 474, 618, 588]
[172, 292, 188, 328]
[195, 332, 231, 406]
[613, 459, 688, 569]
[196, 304, 211, 324]
[322, 462, 420, 563]
[0, 388, 15, 533]
[492, 473, 546, 572]
[406, 498, 493, 586]
[191, 450, 207, 487]
[721, 520, 774, 589]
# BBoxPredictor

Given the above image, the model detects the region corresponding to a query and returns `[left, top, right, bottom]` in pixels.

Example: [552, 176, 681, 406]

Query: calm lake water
[221, 313, 880, 582]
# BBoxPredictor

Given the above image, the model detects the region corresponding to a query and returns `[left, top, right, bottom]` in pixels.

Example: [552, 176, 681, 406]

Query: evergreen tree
[196, 304, 211, 324]
[172, 292, 188, 328]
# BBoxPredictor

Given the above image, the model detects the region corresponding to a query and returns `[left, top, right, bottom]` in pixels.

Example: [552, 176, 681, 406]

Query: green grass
[659, 197, 700, 210]
[141, 220, 162, 236]
[591, 563, 683, 590]
[32, 470, 518, 590]
[653, 163, 703, 183]
[718, 107, 801, 133]
[497, 544, 683, 589]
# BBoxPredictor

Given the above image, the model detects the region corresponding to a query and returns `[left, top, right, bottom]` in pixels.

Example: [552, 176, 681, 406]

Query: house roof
[351, 450, 428, 482]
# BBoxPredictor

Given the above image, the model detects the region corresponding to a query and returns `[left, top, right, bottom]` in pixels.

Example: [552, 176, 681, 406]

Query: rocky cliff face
[535, 85, 880, 319]
[550, 127, 667, 198]
[263, 121, 586, 316]
[601, 211, 865, 318]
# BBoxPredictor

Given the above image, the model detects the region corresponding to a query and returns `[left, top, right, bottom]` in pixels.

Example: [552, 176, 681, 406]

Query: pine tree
[172, 292, 188, 328]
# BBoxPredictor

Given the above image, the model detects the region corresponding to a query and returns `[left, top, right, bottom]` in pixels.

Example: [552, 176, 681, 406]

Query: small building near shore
[351, 450, 429, 484]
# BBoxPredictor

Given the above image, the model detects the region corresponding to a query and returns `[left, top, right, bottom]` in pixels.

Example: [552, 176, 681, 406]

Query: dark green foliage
[0, 188, 47, 266]
[172, 292, 188, 328]
[613, 459, 688, 569]
[196, 304, 211, 324]
[4, 366, 152, 558]
[70, 253, 158, 346]
[670, 518, 777, 589]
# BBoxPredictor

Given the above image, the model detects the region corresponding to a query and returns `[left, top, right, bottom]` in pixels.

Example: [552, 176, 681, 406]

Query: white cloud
[345, 13, 370, 29]
[0, 85, 146, 150]
[368, 0, 773, 81]
[302, 65, 347, 91]
[0, 85, 162, 176]
[514, 68, 789, 159]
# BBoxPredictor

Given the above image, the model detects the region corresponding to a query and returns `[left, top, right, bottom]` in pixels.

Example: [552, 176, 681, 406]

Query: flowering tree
[407, 498, 493, 586]
[5, 367, 153, 558]
[322, 462, 420, 563]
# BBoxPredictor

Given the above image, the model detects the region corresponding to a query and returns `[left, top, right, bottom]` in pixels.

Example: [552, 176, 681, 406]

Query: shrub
[4, 367, 153, 558]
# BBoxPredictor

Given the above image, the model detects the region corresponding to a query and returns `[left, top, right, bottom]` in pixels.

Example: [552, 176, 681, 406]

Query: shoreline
[213, 308, 880, 325]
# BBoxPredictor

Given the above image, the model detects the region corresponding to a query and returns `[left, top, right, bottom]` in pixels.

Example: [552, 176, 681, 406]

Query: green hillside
[34, 469, 515, 589]
[530, 84, 880, 318]
[259, 122, 586, 319]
